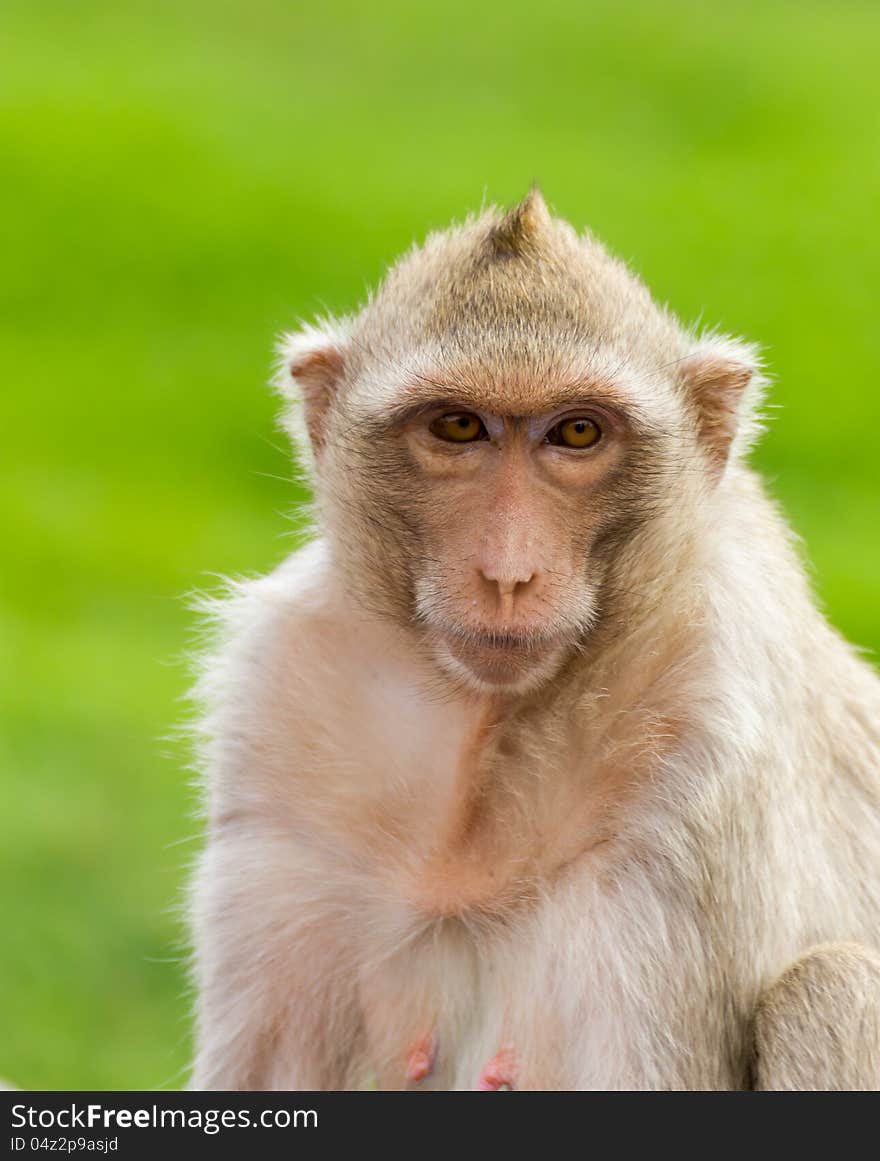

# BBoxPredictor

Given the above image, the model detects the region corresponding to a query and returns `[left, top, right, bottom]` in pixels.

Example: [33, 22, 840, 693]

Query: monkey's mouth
[437, 627, 566, 687]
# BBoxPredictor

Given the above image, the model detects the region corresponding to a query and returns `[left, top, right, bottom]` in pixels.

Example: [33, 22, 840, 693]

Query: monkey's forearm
[751, 943, 880, 1091]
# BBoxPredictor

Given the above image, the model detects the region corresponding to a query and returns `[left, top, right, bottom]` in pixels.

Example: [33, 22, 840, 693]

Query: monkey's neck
[437, 696, 503, 857]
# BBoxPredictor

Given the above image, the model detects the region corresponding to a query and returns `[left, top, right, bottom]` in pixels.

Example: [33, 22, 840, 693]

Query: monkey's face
[371, 389, 653, 693]
[316, 352, 737, 694]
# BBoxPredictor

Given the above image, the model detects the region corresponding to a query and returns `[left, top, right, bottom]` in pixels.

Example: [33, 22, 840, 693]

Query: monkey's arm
[190, 826, 364, 1090]
[751, 942, 880, 1090]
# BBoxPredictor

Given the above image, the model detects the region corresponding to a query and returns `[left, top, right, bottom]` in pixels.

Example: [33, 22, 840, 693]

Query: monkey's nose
[477, 567, 537, 618]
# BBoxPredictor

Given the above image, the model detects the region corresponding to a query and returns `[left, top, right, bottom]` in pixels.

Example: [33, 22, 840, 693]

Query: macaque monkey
[189, 192, 880, 1090]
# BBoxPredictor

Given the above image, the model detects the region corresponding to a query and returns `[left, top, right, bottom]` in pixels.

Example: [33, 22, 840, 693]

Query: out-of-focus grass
[1, 0, 878, 1089]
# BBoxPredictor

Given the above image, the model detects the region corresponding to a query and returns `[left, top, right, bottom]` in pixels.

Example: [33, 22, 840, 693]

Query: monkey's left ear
[678, 335, 765, 475]
[276, 320, 351, 461]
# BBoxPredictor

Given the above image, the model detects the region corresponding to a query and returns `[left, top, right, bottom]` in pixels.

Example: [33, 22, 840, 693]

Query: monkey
[188, 191, 880, 1090]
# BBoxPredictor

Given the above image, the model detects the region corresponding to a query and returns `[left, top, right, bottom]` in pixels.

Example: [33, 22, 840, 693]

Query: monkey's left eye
[429, 412, 487, 443]
[546, 417, 602, 449]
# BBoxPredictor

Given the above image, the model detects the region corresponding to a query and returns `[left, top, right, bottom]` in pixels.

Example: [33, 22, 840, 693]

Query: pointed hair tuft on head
[485, 188, 551, 259]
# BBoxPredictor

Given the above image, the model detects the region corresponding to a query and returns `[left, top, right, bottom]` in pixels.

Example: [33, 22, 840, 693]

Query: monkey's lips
[438, 628, 566, 687]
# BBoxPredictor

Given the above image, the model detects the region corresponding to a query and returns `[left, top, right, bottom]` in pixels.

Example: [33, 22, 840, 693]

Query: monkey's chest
[352, 787, 746, 1090]
[357, 905, 539, 1090]
[375, 772, 606, 925]
[357, 872, 746, 1091]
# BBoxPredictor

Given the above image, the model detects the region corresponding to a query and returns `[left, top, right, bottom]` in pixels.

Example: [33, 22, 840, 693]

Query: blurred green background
[1, 0, 878, 1089]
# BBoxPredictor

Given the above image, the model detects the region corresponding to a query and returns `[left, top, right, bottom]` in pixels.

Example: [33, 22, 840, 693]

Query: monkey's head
[279, 192, 763, 694]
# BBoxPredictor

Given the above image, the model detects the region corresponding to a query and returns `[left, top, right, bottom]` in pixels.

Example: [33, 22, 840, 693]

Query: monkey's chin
[435, 633, 566, 694]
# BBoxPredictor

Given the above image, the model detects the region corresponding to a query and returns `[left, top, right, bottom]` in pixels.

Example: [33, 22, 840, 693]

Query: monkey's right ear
[678, 334, 765, 475]
[276, 321, 350, 455]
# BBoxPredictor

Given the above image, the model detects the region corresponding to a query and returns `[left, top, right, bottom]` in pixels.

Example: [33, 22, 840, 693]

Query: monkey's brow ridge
[382, 375, 635, 422]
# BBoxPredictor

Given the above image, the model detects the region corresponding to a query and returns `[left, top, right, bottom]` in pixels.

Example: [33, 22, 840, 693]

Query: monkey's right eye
[429, 413, 487, 443]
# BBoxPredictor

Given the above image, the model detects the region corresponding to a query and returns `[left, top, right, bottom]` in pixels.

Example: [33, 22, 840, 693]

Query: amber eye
[548, 417, 601, 449]
[429, 412, 486, 443]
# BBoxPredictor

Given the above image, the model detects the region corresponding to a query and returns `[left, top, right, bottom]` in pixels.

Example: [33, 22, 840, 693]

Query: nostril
[477, 569, 537, 602]
[477, 571, 511, 587]
[502, 576, 534, 598]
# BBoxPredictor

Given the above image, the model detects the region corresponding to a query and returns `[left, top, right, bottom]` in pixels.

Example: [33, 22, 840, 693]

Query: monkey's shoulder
[203, 538, 342, 659]
[197, 537, 441, 770]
